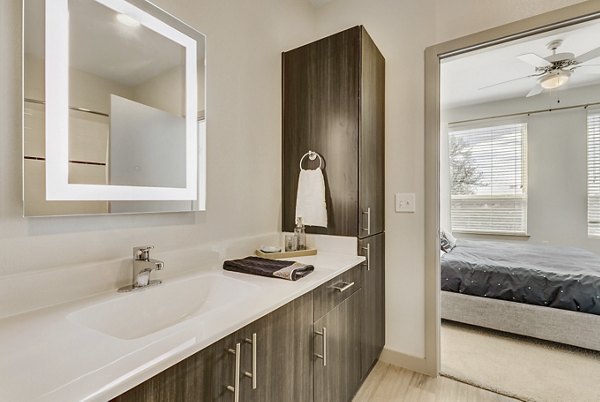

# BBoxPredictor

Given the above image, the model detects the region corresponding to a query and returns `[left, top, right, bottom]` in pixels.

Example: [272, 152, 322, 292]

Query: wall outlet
[395, 193, 415, 213]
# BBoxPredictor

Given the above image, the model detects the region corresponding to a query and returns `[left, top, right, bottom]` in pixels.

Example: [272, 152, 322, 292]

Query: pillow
[440, 230, 456, 253]
[440, 233, 451, 252]
[444, 230, 457, 249]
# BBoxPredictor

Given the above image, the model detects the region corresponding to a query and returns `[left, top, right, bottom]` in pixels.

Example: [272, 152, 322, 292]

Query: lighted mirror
[23, 0, 206, 216]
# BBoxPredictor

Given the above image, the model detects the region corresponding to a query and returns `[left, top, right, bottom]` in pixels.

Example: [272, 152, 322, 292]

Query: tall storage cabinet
[282, 25, 385, 383]
[282, 26, 384, 238]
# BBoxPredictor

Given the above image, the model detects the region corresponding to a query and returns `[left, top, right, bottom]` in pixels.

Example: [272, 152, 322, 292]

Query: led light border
[45, 0, 198, 201]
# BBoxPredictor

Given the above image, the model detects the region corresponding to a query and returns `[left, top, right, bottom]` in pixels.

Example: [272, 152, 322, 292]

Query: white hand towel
[295, 168, 328, 228]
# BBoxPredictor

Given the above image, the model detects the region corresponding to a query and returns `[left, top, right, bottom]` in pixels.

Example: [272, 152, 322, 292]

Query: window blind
[587, 109, 600, 237]
[449, 122, 528, 235]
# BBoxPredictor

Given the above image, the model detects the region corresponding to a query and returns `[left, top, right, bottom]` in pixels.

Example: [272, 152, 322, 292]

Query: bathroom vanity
[113, 257, 381, 402]
[0, 251, 383, 401]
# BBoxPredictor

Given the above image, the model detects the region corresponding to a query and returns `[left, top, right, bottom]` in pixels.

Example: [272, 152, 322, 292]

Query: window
[587, 108, 600, 237]
[448, 121, 528, 235]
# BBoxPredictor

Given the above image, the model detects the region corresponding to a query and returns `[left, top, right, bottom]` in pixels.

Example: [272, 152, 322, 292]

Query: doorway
[436, 14, 600, 400]
[423, 0, 600, 381]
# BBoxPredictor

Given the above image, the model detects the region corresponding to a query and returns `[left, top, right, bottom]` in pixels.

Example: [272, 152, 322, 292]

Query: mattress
[441, 240, 600, 315]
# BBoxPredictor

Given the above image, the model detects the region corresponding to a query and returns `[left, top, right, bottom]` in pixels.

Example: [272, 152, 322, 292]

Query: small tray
[255, 248, 317, 260]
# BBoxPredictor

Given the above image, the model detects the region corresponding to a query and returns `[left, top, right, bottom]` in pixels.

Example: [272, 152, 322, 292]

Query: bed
[441, 239, 600, 351]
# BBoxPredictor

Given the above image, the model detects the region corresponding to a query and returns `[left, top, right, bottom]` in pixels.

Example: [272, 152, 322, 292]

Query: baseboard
[379, 348, 432, 376]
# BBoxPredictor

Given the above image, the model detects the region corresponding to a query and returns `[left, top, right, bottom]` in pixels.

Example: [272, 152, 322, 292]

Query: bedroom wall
[442, 83, 600, 255]
[313, 0, 587, 360]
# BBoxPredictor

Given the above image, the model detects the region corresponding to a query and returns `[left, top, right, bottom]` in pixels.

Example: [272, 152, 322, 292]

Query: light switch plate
[395, 193, 415, 213]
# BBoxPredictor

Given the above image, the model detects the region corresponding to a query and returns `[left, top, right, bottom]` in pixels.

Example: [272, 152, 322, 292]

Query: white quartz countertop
[0, 252, 364, 402]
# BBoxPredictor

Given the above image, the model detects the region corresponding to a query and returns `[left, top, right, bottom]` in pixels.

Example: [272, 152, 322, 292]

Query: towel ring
[299, 151, 324, 170]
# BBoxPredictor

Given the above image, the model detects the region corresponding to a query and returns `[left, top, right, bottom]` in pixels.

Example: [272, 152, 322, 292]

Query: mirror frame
[45, 0, 199, 201]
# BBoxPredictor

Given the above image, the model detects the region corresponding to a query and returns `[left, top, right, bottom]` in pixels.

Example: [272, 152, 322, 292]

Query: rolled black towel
[223, 256, 314, 281]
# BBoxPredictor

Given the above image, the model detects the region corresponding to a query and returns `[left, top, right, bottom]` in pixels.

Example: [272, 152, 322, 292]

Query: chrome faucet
[118, 246, 164, 292]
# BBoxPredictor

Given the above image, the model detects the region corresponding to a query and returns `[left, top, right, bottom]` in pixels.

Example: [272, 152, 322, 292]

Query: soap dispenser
[294, 217, 306, 251]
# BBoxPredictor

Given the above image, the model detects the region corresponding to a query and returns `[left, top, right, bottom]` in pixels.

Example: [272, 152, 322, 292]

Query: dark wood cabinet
[313, 289, 362, 402]
[281, 24, 386, 395]
[282, 26, 386, 382]
[358, 28, 385, 239]
[282, 26, 385, 238]
[241, 292, 313, 402]
[359, 233, 386, 379]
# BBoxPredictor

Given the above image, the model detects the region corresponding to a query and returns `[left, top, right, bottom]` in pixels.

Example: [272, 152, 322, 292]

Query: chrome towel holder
[299, 150, 324, 170]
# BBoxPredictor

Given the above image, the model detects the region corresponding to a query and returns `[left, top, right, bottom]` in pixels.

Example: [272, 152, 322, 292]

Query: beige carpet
[441, 320, 600, 402]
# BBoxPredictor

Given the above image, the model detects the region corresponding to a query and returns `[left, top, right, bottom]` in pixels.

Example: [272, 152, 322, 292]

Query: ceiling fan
[480, 39, 600, 97]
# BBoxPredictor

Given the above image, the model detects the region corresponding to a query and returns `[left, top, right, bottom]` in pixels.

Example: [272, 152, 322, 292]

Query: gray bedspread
[441, 240, 600, 315]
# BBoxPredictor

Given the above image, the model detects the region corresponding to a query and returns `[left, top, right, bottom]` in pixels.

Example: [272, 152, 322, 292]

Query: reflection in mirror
[23, 0, 206, 216]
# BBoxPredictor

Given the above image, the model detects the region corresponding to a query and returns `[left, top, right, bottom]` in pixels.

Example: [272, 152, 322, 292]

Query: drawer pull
[362, 207, 371, 235]
[329, 281, 355, 293]
[244, 333, 257, 390]
[314, 327, 327, 366]
[362, 244, 371, 271]
[226, 343, 241, 402]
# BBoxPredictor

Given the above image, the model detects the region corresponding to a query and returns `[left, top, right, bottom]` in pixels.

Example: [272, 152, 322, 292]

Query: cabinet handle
[226, 343, 241, 402]
[362, 208, 371, 235]
[244, 333, 257, 390]
[329, 281, 355, 293]
[314, 327, 327, 367]
[362, 244, 371, 271]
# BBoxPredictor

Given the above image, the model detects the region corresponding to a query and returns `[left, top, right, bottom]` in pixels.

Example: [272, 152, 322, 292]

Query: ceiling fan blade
[526, 85, 544, 98]
[479, 74, 540, 90]
[518, 53, 552, 67]
[574, 47, 600, 64]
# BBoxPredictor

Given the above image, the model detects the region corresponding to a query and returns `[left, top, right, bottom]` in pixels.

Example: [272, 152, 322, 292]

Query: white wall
[442, 84, 600, 255]
[0, 0, 315, 274]
[313, 0, 586, 358]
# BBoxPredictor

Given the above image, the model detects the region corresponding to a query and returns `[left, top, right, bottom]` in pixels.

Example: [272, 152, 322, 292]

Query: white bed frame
[441, 291, 600, 352]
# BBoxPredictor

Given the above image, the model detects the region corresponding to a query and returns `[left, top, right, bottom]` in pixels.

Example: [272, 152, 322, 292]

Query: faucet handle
[134, 245, 154, 260]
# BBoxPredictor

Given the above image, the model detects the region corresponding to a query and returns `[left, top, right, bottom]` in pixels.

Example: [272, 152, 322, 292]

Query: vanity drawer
[313, 264, 362, 321]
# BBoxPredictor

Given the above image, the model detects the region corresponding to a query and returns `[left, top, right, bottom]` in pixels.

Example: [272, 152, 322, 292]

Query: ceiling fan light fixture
[539, 70, 570, 89]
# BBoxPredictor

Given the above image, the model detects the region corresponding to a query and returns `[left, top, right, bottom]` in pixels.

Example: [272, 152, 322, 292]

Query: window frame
[587, 107, 600, 238]
[447, 119, 528, 236]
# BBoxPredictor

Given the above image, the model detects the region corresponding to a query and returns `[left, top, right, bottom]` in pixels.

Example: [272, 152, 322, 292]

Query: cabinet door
[359, 233, 385, 379]
[282, 26, 360, 237]
[313, 289, 362, 402]
[358, 27, 385, 238]
[241, 292, 313, 402]
[112, 332, 241, 402]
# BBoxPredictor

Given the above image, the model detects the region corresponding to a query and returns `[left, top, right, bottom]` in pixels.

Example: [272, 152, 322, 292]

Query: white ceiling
[441, 18, 600, 109]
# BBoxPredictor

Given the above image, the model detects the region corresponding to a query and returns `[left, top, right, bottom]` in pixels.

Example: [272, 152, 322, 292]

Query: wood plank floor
[354, 361, 519, 402]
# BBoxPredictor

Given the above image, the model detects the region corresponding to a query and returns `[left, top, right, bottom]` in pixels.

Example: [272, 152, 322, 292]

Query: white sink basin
[68, 274, 258, 340]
